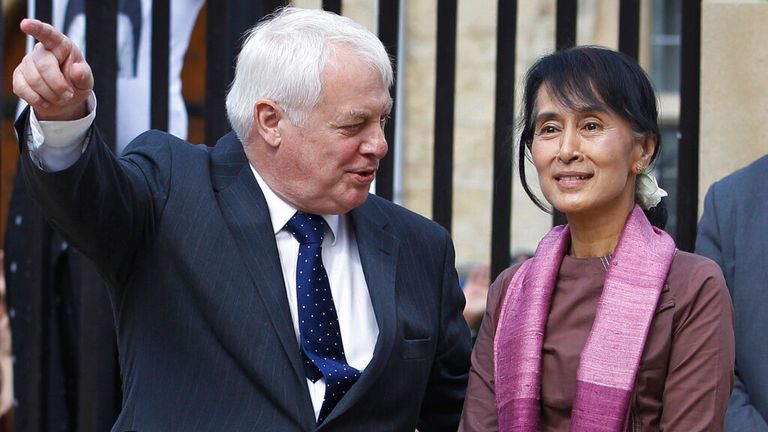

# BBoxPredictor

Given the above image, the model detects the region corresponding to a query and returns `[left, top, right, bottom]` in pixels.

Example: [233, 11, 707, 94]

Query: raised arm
[12, 21, 167, 288]
[13, 18, 93, 121]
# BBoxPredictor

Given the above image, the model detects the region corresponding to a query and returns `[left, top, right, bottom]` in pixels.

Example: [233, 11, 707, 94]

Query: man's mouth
[351, 169, 376, 183]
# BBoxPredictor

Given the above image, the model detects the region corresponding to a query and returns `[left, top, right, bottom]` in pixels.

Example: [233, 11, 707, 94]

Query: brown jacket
[460, 251, 734, 431]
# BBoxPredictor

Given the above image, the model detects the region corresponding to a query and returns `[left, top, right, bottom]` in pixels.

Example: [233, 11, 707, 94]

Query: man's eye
[379, 115, 390, 128]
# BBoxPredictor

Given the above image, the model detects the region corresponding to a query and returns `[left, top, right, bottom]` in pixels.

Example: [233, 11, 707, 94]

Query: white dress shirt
[250, 168, 378, 419]
[25, 101, 380, 419]
[26, 93, 97, 171]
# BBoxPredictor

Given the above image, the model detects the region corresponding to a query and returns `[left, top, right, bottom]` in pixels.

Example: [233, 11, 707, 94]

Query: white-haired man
[12, 7, 471, 431]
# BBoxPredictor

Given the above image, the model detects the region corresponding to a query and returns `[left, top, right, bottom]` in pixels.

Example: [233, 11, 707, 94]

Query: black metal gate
[2, 0, 702, 279]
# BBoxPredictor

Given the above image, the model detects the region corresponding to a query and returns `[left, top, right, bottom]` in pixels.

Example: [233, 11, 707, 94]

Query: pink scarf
[494, 205, 676, 431]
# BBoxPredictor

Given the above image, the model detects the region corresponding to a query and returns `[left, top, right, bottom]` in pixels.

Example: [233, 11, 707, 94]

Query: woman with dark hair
[459, 46, 734, 431]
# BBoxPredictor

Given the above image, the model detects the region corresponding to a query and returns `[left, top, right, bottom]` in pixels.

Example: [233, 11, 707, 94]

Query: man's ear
[253, 99, 283, 148]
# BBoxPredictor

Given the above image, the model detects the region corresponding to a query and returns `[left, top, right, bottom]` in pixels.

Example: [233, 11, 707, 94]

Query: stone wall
[289, 0, 768, 270]
[700, 0, 768, 213]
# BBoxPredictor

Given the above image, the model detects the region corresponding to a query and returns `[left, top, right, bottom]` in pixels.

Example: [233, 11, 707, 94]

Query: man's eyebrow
[345, 109, 370, 120]
[339, 99, 393, 121]
[384, 98, 393, 114]
[329, 110, 370, 127]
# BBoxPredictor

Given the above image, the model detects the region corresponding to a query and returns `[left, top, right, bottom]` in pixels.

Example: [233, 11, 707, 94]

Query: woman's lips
[554, 172, 593, 188]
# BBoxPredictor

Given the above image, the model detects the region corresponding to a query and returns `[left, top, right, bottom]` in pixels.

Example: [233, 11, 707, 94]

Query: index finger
[19, 18, 79, 65]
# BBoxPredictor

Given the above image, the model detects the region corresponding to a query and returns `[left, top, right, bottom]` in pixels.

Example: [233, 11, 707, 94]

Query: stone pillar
[700, 0, 768, 213]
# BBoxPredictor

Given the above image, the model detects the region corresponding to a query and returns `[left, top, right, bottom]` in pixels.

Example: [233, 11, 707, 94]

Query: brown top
[459, 251, 734, 432]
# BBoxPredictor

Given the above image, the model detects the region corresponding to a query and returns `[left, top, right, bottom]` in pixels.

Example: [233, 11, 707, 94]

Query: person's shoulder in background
[0, 251, 13, 416]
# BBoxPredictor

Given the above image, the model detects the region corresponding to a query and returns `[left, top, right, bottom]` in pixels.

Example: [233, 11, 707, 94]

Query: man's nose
[362, 125, 388, 159]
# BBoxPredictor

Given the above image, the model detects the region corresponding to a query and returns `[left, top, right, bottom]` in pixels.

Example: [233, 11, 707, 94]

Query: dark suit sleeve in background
[416, 231, 472, 432]
[696, 180, 768, 432]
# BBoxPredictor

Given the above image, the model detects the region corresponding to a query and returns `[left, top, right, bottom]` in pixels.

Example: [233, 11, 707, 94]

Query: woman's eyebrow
[574, 103, 608, 115]
[534, 111, 558, 124]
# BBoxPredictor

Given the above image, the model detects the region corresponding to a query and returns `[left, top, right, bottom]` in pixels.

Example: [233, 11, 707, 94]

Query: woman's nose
[557, 128, 582, 163]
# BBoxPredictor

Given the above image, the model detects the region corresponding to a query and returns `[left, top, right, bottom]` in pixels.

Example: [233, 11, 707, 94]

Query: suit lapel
[759, 197, 768, 286]
[212, 139, 402, 426]
[210, 133, 308, 397]
[322, 198, 400, 426]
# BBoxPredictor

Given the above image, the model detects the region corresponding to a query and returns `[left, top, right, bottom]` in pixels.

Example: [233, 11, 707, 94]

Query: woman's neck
[566, 205, 633, 258]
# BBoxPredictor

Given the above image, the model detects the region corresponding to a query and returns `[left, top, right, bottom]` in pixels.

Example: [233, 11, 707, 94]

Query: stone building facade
[294, 0, 768, 272]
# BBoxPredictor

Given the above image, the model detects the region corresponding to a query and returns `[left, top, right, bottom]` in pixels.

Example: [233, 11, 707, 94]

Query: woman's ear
[634, 134, 657, 172]
[253, 99, 283, 148]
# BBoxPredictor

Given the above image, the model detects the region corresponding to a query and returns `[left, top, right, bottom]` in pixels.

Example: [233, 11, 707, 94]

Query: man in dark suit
[696, 155, 768, 431]
[12, 7, 471, 432]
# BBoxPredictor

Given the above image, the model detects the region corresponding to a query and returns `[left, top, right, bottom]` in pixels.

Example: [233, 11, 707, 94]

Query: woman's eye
[584, 122, 600, 131]
[539, 125, 557, 134]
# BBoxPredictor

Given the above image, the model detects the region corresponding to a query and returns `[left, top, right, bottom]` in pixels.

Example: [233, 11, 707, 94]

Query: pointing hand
[13, 19, 94, 121]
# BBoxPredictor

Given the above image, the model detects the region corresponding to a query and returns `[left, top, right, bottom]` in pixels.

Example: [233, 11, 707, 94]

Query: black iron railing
[18, 0, 702, 279]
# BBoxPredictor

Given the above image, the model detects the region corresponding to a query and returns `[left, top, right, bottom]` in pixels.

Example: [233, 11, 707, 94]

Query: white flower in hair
[636, 172, 668, 209]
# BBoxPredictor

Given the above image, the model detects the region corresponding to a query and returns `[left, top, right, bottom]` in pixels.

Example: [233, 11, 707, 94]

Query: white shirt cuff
[27, 92, 98, 172]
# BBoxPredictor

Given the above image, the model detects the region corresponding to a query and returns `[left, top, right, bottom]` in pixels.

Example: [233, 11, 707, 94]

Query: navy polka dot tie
[285, 212, 361, 423]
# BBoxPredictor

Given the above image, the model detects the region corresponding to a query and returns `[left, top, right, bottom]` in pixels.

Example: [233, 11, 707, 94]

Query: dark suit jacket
[696, 154, 768, 431]
[4, 164, 121, 432]
[18, 115, 472, 432]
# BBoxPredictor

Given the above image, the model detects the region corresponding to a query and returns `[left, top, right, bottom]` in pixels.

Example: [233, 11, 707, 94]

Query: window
[650, 0, 681, 236]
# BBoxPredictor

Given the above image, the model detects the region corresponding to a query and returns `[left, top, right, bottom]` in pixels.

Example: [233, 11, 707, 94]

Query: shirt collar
[249, 164, 340, 244]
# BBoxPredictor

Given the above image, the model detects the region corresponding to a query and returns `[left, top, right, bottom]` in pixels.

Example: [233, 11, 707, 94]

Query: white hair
[225, 7, 394, 144]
